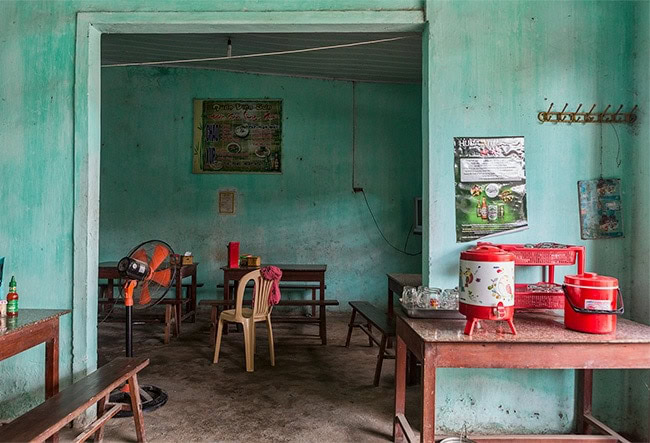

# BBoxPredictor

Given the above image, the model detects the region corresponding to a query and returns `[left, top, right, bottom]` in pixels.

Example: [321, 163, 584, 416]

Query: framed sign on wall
[193, 99, 282, 174]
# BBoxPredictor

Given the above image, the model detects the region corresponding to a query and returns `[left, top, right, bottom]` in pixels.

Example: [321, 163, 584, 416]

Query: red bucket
[563, 272, 623, 334]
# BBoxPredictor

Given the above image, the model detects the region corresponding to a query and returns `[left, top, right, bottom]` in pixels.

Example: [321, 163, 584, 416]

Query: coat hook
[628, 105, 638, 123]
[559, 103, 569, 121]
[600, 104, 612, 123]
[571, 103, 583, 123]
[584, 104, 596, 123]
[538, 102, 554, 122]
[612, 104, 624, 123]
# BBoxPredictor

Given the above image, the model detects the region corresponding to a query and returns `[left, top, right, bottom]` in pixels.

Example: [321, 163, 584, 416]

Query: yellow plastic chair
[213, 269, 275, 371]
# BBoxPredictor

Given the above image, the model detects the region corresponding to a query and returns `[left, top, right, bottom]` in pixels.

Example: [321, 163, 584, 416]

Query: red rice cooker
[459, 245, 517, 336]
[563, 272, 623, 334]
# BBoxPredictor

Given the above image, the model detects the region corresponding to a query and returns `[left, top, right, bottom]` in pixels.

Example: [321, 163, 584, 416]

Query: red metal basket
[514, 283, 564, 309]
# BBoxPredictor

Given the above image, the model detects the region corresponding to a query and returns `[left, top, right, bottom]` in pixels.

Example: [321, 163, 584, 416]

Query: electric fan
[111, 239, 177, 415]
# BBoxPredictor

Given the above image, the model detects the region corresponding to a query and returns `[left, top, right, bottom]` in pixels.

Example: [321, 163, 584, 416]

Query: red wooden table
[222, 264, 328, 344]
[0, 309, 70, 403]
[394, 311, 650, 443]
[99, 261, 198, 326]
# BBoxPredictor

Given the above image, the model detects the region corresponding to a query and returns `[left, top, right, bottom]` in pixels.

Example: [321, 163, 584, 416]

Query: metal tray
[400, 302, 465, 319]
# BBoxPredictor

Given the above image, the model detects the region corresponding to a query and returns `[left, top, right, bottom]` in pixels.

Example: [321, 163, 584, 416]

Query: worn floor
[94, 309, 422, 442]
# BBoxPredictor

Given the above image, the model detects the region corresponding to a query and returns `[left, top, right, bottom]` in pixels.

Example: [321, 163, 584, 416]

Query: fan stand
[109, 280, 168, 417]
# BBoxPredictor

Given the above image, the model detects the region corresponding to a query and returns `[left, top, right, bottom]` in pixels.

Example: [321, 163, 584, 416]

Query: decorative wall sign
[578, 178, 623, 239]
[454, 137, 528, 242]
[193, 99, 282, 174]
[218, 190, 236, 215]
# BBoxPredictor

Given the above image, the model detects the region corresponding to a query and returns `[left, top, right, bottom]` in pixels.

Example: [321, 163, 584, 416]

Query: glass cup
[417, 286, 442, 309]
[401, 286, 418, 307]
[440, 287, 460, 310]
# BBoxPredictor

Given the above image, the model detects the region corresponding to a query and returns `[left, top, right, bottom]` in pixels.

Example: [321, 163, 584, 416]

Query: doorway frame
[73, 10, 427, 377]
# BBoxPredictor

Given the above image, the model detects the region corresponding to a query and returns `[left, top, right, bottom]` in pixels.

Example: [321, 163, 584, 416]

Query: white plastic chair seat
[220, 307, 267, 322]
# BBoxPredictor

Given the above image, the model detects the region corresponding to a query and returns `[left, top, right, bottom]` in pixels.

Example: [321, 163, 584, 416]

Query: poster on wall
[578, 178, 623, 239]
[193, 99, 282, 174]
[454, 136, 528, 242]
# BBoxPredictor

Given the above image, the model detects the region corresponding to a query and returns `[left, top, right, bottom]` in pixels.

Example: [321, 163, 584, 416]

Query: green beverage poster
[454, 136, 528, 242]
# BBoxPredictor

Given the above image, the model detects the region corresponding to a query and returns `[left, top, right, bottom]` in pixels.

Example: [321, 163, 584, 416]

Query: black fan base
[109, 385, 168, 418]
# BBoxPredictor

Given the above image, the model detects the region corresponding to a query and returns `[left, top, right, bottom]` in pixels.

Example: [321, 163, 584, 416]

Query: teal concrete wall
[98, 67, 422, 308]
[0, 0, 422, 420]
[1, 0, 647, 439]
[424, 0, 647, 438]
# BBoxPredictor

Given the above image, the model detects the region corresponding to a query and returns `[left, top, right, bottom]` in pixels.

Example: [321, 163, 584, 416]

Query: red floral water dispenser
[459, 245, 517, 335]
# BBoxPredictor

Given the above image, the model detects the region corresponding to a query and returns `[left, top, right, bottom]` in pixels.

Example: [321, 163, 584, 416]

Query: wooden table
[222, 264, 328, 344]
[394, 312, 650, 443]
[0, 309, 70, 402]
[387, 273, 421, 316]
[99, 261, 199, 325]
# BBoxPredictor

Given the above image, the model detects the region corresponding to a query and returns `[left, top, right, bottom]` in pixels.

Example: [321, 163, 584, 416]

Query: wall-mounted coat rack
[538, 103, 638, 124]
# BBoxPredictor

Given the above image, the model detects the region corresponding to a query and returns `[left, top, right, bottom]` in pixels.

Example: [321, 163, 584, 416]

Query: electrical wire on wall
[360, 189, 421, 256]
[102, 35, 415, 68]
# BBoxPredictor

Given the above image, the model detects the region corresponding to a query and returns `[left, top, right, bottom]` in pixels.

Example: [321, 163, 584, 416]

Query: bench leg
[210, 306, 218, 345]
[94, 393, 109, 442]
[128, 375, 146, 443]
[367, 323, 373, 347]
[174, 303, 181, 337]
[311, 288, 317, 317]
[374, 334, 387, 387]
[345, 309, 357, 347]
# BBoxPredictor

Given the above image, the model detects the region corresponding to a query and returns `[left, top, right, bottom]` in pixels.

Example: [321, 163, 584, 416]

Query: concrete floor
[96, 309, 422, 442]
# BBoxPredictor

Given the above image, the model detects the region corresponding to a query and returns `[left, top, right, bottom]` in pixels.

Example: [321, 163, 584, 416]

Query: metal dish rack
[478, 242, 585, 309]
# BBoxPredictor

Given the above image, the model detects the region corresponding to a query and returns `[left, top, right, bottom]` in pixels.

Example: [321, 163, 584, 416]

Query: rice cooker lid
[461, 245, 515, 262]
[564, 272, 618, 289]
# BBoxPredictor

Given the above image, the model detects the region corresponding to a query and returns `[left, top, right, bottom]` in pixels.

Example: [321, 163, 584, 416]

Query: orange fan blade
[151, 268, 172, 286]
[150, 244, 169, 272]
[132, 248, 148, 263]
[139, 283, 151, 305]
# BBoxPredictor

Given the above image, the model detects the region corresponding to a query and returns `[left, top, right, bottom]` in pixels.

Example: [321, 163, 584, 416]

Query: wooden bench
[345, 301, 396, 386]
[217, 282, 326, 317]
[0, 357, 149, 443]
[199, 298, 339, 345]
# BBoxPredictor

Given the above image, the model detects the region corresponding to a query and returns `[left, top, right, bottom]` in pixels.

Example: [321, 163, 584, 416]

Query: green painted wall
[424, 0, 647, 438]
[1, 0, 647, 439]
[0, 0, 422, 420]
[98, 67, 422, 309]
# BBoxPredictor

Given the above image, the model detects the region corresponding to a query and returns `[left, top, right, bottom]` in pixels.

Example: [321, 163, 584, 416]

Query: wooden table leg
[107, 279, 114, 311]
[420, 346, 436, 443]
[45, 321, 59, 399]
[175, 273, 182, 336]
[128, 374, 146, 443]
[190, 267, 197, 322]
[576, 369, 593, 434]
[45, 320, 60, 443]
[223, 273, 230, 335]
[319, 275, 327, 345]
[394, 335, 407, 442]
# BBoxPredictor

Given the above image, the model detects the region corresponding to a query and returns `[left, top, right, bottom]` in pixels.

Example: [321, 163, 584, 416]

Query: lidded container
[459, 245, 517, 335]
[563, 272, 623, 334]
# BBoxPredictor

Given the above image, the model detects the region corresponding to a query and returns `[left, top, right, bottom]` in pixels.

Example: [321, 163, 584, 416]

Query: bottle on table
[6, 276, 18, 317]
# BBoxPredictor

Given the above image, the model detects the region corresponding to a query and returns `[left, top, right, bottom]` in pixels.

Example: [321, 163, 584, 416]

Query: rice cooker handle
[562, 285, 625, 315]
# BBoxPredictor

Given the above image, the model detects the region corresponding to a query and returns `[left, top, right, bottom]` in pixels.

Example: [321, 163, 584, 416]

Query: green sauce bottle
[7, 276, 18, 317]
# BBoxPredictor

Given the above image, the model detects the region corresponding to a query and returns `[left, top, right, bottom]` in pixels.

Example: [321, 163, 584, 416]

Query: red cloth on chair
[261, 266, 282, 305]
